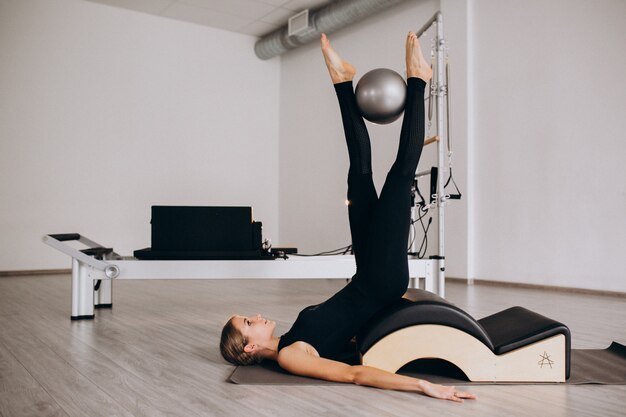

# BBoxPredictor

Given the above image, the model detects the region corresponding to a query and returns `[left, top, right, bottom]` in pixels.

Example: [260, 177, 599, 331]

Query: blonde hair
[220, 317, 263, 366]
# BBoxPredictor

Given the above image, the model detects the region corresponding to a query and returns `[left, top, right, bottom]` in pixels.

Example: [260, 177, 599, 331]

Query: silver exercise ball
[355, 68, 406, 125]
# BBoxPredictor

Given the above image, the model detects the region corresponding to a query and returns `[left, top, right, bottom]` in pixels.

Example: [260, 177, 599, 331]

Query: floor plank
[0, 341, 40, 393]
[0, 387, 69, 417]
[1, 318, 135, 417]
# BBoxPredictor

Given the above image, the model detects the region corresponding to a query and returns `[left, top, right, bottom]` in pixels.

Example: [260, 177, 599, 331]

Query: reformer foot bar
[43, 234, 441, 320]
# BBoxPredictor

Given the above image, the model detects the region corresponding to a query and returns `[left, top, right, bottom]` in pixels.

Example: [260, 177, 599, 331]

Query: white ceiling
[86, 0, 334, 37]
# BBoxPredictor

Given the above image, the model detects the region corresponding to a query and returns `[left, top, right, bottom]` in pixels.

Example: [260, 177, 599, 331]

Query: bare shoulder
[277, 342, 355, 383]
[280, 341, 320, 356]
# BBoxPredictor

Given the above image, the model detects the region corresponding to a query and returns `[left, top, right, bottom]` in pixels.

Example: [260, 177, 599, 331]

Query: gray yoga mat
[229, 342, 626, 385]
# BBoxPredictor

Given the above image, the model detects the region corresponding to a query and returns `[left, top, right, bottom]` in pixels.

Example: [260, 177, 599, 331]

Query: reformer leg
[94, 251, 113, 309]
[94, 279, 112, 309]
[71, 259, 95, 320]
[425, 259, 436, 292]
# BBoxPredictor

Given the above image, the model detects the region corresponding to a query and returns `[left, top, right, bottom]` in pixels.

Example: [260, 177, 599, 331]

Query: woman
[220, 32, 476, 403]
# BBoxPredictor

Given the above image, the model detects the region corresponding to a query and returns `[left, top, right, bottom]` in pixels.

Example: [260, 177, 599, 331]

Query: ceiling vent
[288, 9, 314, 37]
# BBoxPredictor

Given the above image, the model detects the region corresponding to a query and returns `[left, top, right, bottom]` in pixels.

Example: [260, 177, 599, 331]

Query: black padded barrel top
[356, 288, 495, 354]
[478, 306, 571, 378]
[478, 307, 571, 355]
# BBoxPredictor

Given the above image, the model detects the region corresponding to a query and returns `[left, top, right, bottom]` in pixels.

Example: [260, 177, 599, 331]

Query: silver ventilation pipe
[254, 0, 409, 60]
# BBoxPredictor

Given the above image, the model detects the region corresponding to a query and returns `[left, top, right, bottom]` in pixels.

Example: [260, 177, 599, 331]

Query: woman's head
[220, 314, 276, 365]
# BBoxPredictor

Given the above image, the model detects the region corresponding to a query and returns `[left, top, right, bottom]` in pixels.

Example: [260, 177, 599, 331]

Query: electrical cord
[408, 205, 432, 258]
[416, 215, 432, 259]
[292, 244, 353, 257]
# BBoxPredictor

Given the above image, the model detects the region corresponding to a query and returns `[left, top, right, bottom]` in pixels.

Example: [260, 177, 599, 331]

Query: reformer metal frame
[43, 234, 440, 320]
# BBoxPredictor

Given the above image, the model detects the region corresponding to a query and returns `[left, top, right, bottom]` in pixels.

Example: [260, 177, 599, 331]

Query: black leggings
[334, 77, 426, 303]
[275, 78, 427, 359]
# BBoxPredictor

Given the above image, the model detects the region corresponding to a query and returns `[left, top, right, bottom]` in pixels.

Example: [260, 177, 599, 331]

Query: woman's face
[232, 314, 276, 347]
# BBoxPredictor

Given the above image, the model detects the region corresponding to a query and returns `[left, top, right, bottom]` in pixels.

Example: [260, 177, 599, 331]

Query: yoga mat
[229, 342, 626, 385]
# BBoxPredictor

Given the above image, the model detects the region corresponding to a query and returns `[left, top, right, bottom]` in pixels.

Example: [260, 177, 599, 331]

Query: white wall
[471, 0, 626, 292]
[0, 0, 280, 270]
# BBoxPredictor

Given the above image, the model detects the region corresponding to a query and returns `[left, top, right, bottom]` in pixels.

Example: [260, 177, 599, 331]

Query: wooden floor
[1, 274, 625, 417]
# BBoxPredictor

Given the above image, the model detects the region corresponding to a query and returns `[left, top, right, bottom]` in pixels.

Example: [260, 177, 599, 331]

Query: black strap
[49, 233, 80, 241]
[429, 167, 438, 204]
[413, 178, 426, 208]
[444, 167, 462, 200]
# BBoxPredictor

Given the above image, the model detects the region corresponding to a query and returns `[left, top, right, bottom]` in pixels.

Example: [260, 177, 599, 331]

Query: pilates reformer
[357, 288, 571, 382]
[42, 233, 440, 321]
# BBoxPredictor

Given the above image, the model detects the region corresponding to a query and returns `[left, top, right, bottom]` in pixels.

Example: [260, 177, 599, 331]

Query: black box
[151, 206, 260, 251]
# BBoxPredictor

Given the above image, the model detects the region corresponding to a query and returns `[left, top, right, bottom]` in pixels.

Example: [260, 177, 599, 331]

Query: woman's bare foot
[406, 32, 432, 81]
[320, 33, 356, 84]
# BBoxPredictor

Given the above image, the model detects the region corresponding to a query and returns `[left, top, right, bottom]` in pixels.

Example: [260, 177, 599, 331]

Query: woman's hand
[278, 345, 477, 403]
[419, 380, 477, 403]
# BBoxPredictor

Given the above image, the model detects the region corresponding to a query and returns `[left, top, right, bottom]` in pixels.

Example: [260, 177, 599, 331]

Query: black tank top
[277, 280, 380, 362]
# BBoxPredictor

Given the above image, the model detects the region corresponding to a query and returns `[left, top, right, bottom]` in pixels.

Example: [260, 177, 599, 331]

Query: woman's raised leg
[321, 34, 377, 270]
[391, 31, 432, 177]
[356, 32, 432, 301]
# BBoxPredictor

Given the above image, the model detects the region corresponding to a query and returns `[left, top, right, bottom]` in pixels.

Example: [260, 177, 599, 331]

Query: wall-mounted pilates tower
[410, 11, 451, 298]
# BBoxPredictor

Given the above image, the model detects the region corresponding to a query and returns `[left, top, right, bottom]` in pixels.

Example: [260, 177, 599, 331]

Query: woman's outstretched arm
[277, 343, 476, 403]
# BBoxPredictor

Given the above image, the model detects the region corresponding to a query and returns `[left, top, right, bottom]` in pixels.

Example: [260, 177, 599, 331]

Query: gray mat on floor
[229, 342, 626, 385]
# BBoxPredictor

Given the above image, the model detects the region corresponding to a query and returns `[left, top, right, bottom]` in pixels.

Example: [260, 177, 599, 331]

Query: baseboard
[0, 269, 71, 277]
[446, 276, 626, 298]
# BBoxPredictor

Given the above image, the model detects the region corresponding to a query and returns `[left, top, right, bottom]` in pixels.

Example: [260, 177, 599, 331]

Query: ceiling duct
[254, 0, 408, 60]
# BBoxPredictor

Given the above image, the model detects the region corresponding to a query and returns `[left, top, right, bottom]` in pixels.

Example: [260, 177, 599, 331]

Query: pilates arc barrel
[356, 289, 571, 382]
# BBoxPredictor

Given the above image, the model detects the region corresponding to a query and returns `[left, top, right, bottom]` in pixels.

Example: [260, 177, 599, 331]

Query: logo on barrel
[538, 351, 554, 368]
